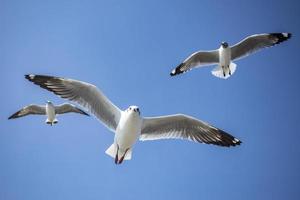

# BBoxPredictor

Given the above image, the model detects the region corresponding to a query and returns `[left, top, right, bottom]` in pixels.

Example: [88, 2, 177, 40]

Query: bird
[170, 32, 292, 79]
[8, 101, 89, 125]
[25, 74, 241, 164]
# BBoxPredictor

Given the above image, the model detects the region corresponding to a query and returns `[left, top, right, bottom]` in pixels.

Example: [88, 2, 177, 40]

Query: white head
[126, 105, 140, 115]
[46, 100, 52, 105]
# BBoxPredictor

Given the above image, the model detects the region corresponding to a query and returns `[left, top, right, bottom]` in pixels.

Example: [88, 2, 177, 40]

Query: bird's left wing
[170, 50, 219, 76]
[141, 114, 241, 147]
[55, 103, 89, 116]
[25, 74, 122, 132]
[231, 33, 291, 61]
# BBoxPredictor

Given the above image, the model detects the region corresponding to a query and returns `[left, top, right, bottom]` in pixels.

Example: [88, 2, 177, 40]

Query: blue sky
[1, 0, 300, 199]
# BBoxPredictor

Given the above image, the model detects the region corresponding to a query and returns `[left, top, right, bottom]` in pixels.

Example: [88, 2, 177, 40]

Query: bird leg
[118, 148, 129, 164]
[222, 66, 226, 77]
[228, 65, 231, 75]
[115, 145, 119, 164]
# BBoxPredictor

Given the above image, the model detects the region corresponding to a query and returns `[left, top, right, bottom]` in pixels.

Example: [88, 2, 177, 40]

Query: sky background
[1, 0, 300, 199]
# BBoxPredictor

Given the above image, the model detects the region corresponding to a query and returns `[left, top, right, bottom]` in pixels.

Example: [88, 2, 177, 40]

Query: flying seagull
[170, 32, 292, 79]
[8, 101, 89, 125]
[25, 74, 241, 164]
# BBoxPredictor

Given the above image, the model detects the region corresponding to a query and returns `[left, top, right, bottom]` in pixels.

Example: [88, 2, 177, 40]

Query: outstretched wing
[25, 74, 122, 132]
[170, 50, 219, 76]
[8, 104, 45, 119]
[141, 114, 241, 147]
[231, 33, 291, 61]
[55, 103, 89, 116]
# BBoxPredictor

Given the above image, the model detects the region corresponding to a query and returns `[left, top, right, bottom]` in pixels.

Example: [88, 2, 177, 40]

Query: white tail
[105, 143, 117, 158]
[211, 62, 237, 79]
[105, 143, 132, 160]
[123, 149, 132, 160]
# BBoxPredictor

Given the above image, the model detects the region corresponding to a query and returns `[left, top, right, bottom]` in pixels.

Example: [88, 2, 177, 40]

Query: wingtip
[283, 32, 292, 39]
[8, 112, 18, 120]
[25, 74, 34, 80]
[170, 63, 185, 77]
[233, 138, 242, 146]
[271, 32, 292, 44]
[217, 129, 242, 147]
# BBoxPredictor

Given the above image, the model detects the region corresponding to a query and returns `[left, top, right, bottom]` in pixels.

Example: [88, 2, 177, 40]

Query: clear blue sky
[1, 0, 300, 199]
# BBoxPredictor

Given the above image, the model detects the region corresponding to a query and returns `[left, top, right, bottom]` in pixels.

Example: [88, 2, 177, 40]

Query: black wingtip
[8, 111, 19, 120]
[25, 74, 63, 92]
[271, 32, 292, 44]
[234, 138, 242, 146]
[25, 74, 37, 82]
[25, 74, 30, 80]
[25, 74, 56, 81]
[217, 129, 242, 147]
[170, 63, 185, 77]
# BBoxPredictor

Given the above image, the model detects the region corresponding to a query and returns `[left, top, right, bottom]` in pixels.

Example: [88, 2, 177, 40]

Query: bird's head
[46, 100, 52, 104]
[221, 42, 229, 48]
[126, 106, 140, 115]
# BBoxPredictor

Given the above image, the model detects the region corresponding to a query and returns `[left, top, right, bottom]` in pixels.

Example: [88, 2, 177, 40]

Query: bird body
[219, 43, 234, 78]
[45, 101, 57, 125]
[25, 74, 241, 164]
[8, 101, 89, 125]
[219, 43, 231, 68]
[170, 33, 291, 79]
[112, 106, 142, 163]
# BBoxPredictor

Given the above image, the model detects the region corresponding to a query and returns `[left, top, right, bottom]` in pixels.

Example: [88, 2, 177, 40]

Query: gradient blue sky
[1, 0, 300, 199]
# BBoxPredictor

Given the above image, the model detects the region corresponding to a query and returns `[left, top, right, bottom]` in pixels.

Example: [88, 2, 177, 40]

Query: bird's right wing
[170, 50, 219, 76]
[25, 75, 122, 132]
[141, 114, 241, 147]
[8, 104, 45, 119]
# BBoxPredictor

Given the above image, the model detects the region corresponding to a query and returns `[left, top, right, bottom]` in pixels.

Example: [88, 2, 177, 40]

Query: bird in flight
[8, 101, 89, 126]
[170, 33, 291, 79]
[25, 74, 241, 164]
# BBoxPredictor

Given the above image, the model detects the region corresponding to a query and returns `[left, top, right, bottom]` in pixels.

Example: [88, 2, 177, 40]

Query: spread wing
[231, 33, 291, 61]
[25, 74, 122, 132]
[141, 114, 241, 147]
[8, 104, 45, 119]
[170, 50, 219, 76]
[55, 103, 89, 116]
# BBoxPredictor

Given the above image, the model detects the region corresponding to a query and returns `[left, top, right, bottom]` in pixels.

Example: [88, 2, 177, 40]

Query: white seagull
[8, 101, 89, 125]
[25, 74, 241, 164]
[170, 32, 292, 79]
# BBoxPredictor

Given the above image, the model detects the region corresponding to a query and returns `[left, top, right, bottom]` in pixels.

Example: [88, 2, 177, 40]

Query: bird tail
[105, 144, 132, 160]
[105, 143, 117, 158]
[211, 62, 237, 79]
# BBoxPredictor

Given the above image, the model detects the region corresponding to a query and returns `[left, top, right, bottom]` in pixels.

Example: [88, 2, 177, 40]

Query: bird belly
[219, 47, 231, 67]
[46, 104, 56, 122]
[115, 115, 141, 150]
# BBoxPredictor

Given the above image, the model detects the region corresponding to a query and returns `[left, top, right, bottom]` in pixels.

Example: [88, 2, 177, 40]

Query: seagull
[8, 101, 89, 125]
[25, 74, 241, 164]
[170, 33, 292, 79]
